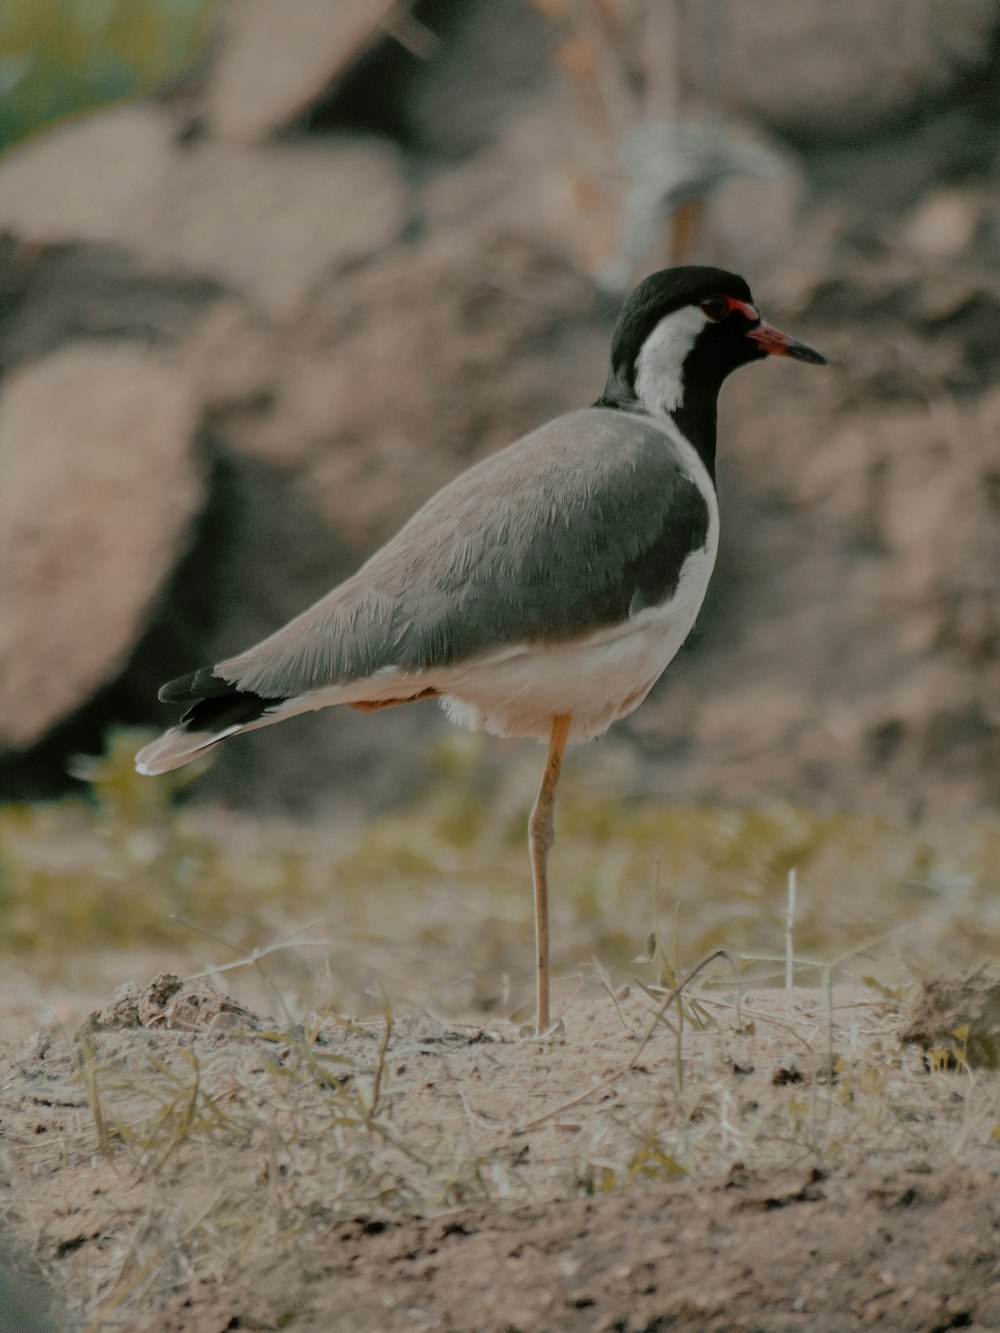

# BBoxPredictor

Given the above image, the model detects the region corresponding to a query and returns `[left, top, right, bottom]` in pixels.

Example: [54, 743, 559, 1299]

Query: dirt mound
[902, 965, 1000, 1068]
[84, 971, 264, 1034]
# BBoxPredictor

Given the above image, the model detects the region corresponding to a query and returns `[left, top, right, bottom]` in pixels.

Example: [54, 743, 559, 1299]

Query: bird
[136, 265, 826, 1034]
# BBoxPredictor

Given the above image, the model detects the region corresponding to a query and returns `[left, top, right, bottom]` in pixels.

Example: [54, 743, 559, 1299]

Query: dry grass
[4, 729, 1000, 1002]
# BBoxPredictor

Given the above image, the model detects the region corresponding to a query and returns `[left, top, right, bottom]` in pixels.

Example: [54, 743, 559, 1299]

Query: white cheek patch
[634, 306, 708, 414]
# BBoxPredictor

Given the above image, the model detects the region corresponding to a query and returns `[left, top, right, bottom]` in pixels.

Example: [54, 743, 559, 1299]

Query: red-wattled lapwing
[136, 266, 825, 1034]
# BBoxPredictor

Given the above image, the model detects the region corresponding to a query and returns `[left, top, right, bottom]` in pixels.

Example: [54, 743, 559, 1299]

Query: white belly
[436, 539, 716, 742]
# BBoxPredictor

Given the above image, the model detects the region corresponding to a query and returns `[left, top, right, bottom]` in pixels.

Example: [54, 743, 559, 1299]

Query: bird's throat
[669, 394, 718, 483]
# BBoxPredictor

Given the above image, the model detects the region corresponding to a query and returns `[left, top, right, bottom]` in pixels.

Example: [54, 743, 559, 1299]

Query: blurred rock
[175, 300, 279, 416]
[872, 394, 1000, 653]
[787, 389, 1000, 664]
[419, 95, 620, 270]
[2, 0, 1000, 818]
[0, 237, 225, 375]
[715, 0, 999, 140]
[207, 0, 396, 144]
[277, 234, 606, 547]
[903, 189, 982, 260]
[197, 231, 604, 492]
[0, 104, 176, 246]
[139, 137, 408, 320]
[703, 147, 808, 293]
[0, 104, 409, 321]
[0, 345, 202, 749]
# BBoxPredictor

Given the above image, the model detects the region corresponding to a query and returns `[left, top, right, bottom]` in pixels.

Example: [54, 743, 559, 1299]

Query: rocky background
[1, 0, 999, 818]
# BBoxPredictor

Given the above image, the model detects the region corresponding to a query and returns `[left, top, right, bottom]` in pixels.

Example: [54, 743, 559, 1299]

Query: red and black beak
[746, 320, 827, 365]
[724, 296, 826, 365]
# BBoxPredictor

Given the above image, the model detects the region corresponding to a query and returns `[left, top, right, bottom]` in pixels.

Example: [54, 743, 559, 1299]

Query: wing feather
[215, 409, 711, 699]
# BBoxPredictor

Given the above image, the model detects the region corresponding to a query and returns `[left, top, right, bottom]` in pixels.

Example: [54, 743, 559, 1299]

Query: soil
[3, 965, 1000, 1332]
[265, 1166, 1000, 1333]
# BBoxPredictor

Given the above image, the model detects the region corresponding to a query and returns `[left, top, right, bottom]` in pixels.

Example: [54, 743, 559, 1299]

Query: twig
[172, 916, 332, 1028]
[591, 957, 634, 1036]
[688, 995, 818, 1054]
[785, 867, 797, 990]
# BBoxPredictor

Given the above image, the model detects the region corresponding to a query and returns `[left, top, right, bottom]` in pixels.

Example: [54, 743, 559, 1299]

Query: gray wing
[218, 409, 711, 698]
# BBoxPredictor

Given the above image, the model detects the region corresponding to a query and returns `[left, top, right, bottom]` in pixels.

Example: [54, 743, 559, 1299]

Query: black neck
[669, 391, 718, 483]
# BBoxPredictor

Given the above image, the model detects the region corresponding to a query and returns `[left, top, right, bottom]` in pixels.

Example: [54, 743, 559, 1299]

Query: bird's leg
[528, 713, 572, 1035]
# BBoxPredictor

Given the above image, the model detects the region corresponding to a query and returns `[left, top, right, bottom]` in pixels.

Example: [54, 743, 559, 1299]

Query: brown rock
[419, 94, 626, 275]
[207, 0, 396, 144]
[715, 0, 998, 139]
[136, 138, 408, 321]
[0, 104, 176, 246]
[0, 105, 409, 322]
[0, 237, 227, 378]
[174, 300, 279, 415]
[868, 393, 1000, 657]
[903, 190, 982, 260]
[0, 344, 202, 749]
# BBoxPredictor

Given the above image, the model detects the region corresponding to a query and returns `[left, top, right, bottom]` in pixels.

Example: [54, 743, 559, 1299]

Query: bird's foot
[518, 1016, 566, 1041]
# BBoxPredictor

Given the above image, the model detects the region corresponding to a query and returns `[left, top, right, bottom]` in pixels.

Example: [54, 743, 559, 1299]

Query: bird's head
[601, 265, 826, 420]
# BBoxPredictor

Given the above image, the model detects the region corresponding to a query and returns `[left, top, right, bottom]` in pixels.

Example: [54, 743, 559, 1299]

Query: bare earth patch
[3, 969, 1000, 1331]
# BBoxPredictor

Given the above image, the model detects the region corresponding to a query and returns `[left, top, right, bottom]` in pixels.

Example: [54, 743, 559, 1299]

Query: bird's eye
[699, 296, 730, 322]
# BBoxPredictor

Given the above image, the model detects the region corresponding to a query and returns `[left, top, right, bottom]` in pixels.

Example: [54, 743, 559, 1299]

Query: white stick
[785, 867, 797, 990]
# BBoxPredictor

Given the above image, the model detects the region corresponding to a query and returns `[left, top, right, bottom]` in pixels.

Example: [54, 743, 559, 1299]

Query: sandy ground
[3, 962, 1000, 1332]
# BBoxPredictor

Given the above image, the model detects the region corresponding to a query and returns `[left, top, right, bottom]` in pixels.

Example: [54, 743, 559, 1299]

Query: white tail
[134, 725, 241, 776]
